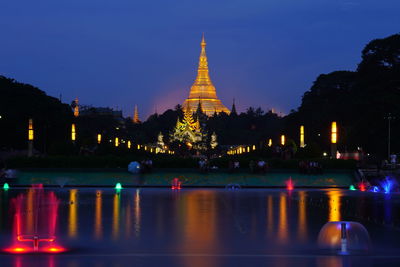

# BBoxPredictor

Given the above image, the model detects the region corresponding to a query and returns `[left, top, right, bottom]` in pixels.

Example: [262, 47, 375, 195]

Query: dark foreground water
[1, 188, 400, 266]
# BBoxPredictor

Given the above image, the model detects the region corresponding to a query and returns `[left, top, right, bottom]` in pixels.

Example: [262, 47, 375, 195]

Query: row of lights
[227, 122, 338, 155]
[26, 119, 175, 155]
[227, 145, 256, 155]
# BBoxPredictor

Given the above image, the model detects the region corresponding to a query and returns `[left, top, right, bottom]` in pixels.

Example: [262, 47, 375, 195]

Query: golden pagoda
[132, 105, 141, 124]
[183, 34, 230, 116]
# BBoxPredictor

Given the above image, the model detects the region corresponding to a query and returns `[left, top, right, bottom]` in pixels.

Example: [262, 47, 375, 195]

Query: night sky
[1, 0, 399, 119]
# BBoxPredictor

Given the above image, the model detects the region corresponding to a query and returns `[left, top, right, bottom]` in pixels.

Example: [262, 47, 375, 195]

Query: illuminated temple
[183, 34, 230, 116]
[170, 104, 203, 144]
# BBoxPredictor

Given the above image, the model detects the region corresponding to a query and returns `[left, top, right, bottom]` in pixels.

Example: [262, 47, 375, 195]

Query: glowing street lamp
[300, 125, 305, 148]
[331, 121, 337, 158]
[127, 140, 131, 149]
[71, 124, 76, 142]
[115, 137, 119, 147]
[97, 134, 102, 144]
[268, 139, 272, 147]
[28, 119, 34, 157]
[331, 122, 337, 144]
[281, 135, 285, 146]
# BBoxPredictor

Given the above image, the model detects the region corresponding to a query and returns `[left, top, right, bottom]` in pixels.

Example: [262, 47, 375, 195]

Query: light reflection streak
[94, 190, 102, 239]
[134, 189, 141, 237]
[68, 189, 78, 238]
[327, 190, 341, 222]
[112, 192, 121, 240]
[277, 193, 288, 243]
[297, 191, 307, 241]
[182, 190, 218, 267]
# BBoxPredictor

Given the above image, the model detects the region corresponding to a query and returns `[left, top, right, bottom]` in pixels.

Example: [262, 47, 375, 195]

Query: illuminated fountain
[358, 180, 368, 192]
[171, 178, 182, 190]
[285, 177, 294, 190]
[318, 221, 371, 254]
[381, 177, 396, 194]
[4, 185, 65, 253]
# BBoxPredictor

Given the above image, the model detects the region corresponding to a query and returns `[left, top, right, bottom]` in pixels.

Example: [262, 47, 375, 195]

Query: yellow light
[150, 148, 153, 153]
[115, 137, 119, 147]
[268, 138, 272, 147]
[300, 125, 305, 148]
[331, 121, 337, 144]
[97, 134, 102, 144]
[252, 145, 256, 150]
[144, 146, 147, 151]
[71, 124, 76, 141]
[247, 146, 250, 153]
[281, 135, 285, 146]
[28, 119, 34, 141]
[127, 140, 131, 149]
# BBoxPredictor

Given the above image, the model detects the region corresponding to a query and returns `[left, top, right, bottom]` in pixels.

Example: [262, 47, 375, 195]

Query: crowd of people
[298, 161, 323, 174]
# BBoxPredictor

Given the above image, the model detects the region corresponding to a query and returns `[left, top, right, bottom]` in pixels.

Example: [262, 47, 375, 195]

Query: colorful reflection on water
[1, 187, 400, 263]
[4, 185, 65, 253]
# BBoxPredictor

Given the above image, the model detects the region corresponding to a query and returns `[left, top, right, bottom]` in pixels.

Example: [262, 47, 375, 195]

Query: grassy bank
[5, 155, 357, 170]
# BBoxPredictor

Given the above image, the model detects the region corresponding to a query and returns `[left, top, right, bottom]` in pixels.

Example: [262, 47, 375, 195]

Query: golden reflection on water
[134, 189, 141, 237]
[277, 193, 288, 243]
[181, 190, 218, 267]
[297, 191, 307, 241]
[68, 189, 78, 238]
[327, 190, 341, 222]
[94, 190, 102, 239]
[112, 192, 121, 240]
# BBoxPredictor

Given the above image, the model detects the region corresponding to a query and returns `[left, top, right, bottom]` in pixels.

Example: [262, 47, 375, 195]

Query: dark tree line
[285, 33, 400, 156]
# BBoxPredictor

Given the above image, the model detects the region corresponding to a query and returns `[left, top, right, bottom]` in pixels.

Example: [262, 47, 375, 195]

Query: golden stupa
[183, 34, 230, 116]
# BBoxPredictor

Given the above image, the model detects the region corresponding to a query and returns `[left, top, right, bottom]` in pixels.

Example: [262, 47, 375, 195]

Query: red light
[286, 177, 294, 190]
[171, 178, 182, 190]
[359, 182, 366, 192]
[44, 246, 66, 253]
[5, 247, 29, 253]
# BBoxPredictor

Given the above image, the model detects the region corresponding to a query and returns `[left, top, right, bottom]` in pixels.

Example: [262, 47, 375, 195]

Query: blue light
[381, 177, 395, 194]
[372, 186, 379, 193]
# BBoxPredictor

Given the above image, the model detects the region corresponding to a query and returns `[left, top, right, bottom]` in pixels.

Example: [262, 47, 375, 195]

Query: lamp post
[28, 119, 34, 157]
[331, 121, 337, 159]
[300, 125, 305, 148]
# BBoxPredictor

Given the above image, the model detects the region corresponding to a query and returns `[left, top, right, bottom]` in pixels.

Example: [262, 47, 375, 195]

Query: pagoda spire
[133, 105, 141, 124]
[183, 34, 230, 116]
[231, 98, 237, 116]
[73, 97, 79, 117]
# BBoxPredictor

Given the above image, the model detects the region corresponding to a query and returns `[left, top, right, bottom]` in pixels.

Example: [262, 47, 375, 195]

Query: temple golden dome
[183, 34, 230, 116]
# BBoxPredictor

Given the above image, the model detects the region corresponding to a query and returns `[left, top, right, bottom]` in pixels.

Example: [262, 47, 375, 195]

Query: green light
[115, 183, 123, 190]
[3, 183, 9, 190]
[349, 185, 356, 191]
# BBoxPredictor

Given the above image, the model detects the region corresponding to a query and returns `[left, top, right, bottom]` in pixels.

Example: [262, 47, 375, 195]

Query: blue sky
[1, 0, 399, 119]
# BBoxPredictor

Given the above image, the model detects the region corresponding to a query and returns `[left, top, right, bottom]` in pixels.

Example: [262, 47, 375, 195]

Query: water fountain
[115, 183, 123, 190]
[4, 184, 65, 253]
[3, 182, 9, 190]
[318, 221, 371, 254]
[381, 177, 396, 194]
[285, 177, 294, 190]
[171, 178, 182, 190]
